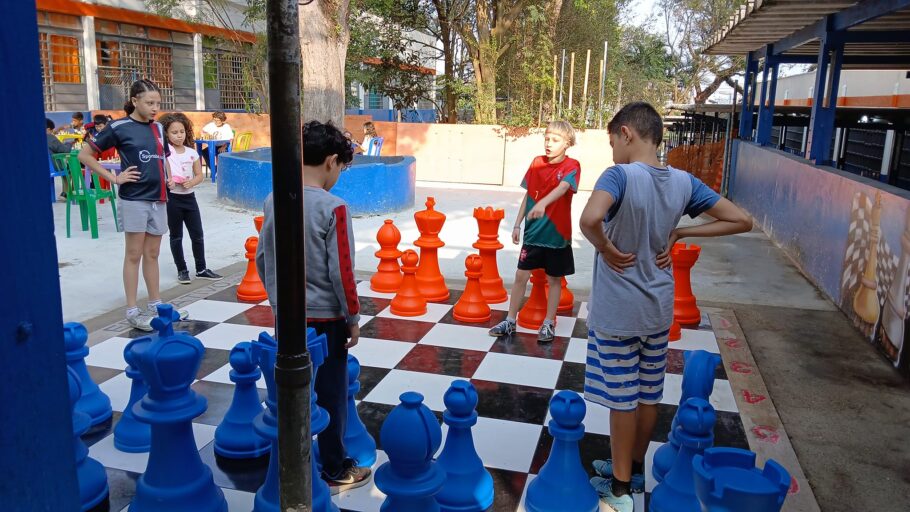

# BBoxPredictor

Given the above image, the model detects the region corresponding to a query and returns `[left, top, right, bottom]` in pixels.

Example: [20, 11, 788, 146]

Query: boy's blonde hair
[545, 120, 576, 146]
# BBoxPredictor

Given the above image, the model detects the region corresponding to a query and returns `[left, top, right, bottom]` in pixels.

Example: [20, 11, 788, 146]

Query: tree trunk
[473, 44, 497, 124]
[299, 0, 350, 127]
[435, 0, 458, 124]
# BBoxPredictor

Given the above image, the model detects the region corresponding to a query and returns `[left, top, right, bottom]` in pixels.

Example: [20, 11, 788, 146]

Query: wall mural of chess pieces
[840, 190, 910, 373]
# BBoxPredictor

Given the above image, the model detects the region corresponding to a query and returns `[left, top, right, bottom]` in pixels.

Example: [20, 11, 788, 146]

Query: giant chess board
[82, 279, 753, 511]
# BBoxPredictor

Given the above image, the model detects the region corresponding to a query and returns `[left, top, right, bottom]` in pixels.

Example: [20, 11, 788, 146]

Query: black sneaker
[488, 319, 516, 337]
[323, 461, 372, 495]
[177, 270, 191, 284]
[538, 322, 556, 343]
[196, 269, 223, 281]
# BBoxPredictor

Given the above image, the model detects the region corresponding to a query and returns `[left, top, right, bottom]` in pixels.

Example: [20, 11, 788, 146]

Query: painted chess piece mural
[840, 191, 910, 373]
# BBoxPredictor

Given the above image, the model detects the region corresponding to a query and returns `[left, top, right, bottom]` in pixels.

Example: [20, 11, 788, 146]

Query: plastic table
[195, 139, 232, 182]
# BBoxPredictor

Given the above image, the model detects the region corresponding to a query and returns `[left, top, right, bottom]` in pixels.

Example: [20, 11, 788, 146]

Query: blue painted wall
[1, 2, 81, 508]
[731, 141, 910, 374]
[345, 108, 437, 123]
[217, 149, 417, 216]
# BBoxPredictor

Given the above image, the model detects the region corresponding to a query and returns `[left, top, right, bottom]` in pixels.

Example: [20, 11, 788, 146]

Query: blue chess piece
[114, 339, 151, 452]
[343, 354, 377, 467]
[693, 448, 791, 512]
[253, 329, 338, 512]
[129, 304, 227, 512]
[525, 390, 598, 512]
[67, 366, 109, 511]
[214, 341, 269, 459]
[435, 380, 493, 512]
[64, 322, 112, 427]
[375, 391, 446, 512]
[649, 397, 716, 512]
[652, 350, 720, 484]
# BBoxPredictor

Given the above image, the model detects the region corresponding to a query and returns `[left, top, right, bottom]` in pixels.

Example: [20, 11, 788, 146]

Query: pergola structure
[705, 0, 910, 165]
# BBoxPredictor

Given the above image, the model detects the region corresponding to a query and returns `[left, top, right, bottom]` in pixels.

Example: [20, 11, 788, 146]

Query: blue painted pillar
[0, 1, 81, 509]
[738, 52, 759, 141]
[756, 46, 780, 146]
[807, 31, 845, 165]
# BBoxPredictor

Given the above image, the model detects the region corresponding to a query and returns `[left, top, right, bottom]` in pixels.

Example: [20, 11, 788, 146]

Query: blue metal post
[0, 1, 81, 509]
[756, 46, 780, 146]
[738, 52, 759, 140]
[807, 28, 845, 165]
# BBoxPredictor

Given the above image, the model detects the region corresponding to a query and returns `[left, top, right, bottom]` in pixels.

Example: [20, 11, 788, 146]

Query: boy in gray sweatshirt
[256, 120, 370, 493]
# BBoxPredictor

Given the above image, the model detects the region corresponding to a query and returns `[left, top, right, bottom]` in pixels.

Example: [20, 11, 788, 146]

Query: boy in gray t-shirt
[578, 102, 752, 512]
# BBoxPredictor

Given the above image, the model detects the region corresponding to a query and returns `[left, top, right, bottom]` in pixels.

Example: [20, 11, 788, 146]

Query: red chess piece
[254, 215, 264, 233]
[453, 254, 491, 323]
[237, 236, 268, 302]
[414, 197, 450, 302]
[518, 269, 549, 330]
[672, 243, 702, 326]
[557, 277, 574, 314]
[371, 219, 403, 293]
[390, 250, 427, 317]
[669, 317, 681, 342]
[473, 207, 508, 304]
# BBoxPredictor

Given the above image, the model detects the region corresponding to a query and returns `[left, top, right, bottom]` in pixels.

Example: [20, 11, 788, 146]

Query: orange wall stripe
[776, 94, 910, 109]
[36, 0, 257, 43]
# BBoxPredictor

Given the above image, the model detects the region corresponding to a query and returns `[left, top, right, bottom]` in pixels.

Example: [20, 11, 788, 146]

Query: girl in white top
[200, 111, 234, 169]
[161, 113, 222, 285]
[362, 121, 378, 155]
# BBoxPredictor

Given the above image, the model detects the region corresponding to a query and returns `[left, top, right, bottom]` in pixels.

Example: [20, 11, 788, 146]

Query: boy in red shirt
[489, 120, 580, 342]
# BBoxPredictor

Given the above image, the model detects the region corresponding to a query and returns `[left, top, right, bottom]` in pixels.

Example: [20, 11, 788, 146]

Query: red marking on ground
[742, 390, 766, 404]
[724, 338, 743, 349]
[789, 476, 800, 494]
[718, 317, 732, 328]
[751, 425, 780, 444]
[731, 361, 753, 374]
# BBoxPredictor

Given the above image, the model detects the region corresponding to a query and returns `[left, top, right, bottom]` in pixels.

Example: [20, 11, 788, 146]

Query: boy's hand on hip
[600, 242, 636, 273]
[656, 230, 681, 269]
[527, 204, 546, 220]
[345, 324, 360, 349]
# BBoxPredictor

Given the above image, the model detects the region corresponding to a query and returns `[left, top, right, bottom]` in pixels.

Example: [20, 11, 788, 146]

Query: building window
[38, 30, 84, 110]
[202, 49, 254, 111]
[96, 39, 176, 110]
[366, 88, 384, 110]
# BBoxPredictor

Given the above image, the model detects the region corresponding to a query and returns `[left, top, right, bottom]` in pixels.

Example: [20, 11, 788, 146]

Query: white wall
[772, 70, 910, 100]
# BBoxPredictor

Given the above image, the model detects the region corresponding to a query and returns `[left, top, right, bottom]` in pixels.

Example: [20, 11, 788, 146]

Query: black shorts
[517, 244, 575, 277]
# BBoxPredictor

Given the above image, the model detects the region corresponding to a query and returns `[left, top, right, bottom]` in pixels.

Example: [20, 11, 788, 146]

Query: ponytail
[124, 79, 161, 115]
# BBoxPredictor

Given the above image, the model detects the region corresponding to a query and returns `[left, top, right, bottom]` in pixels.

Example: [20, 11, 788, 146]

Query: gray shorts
[118, 199, 168, 235]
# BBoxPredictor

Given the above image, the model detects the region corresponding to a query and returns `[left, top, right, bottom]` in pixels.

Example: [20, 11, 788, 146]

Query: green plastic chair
[62, 153, 119, 239]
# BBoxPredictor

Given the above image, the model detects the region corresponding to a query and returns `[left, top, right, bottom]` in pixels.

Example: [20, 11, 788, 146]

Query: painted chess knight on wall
[840, 191, 910, 374]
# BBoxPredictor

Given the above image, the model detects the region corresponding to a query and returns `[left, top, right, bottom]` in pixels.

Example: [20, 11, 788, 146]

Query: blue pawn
[343, 354, 377, 467]
[253, 329, 338, 512]
[526, 390, 598, 512]
[649, 397, 716, 512]
[215, 341, 269, 458]
[129, 305, 227, 512]
[114, 339, 151, 452]
[435, 380, 493, 512]
[375, 391, 446, 512]
[67, 366, 109, 511]
[64, 322, 113, 427]
[653, 350, 720, 484]
[693, 448, 791, 512]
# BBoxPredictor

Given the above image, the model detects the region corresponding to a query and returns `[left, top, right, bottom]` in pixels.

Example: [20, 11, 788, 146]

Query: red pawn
[453, 254, 491, 323]
[371, 219, 403, 293]
[669, 317, 681, 342]
[390, 250, 427, 317]
[237, 236, 267, 302]
[518, 269, 549, 330]
[557, 277, 574, 314]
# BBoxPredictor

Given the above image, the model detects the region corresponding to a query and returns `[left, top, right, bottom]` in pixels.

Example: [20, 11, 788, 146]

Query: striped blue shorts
[583, 329, 670, 411]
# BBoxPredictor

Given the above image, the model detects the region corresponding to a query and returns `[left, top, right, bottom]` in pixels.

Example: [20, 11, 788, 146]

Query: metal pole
[551, 54, 557, 120]
[581, 49, 591, 127]
[266, 0, 311, 510]
[568, 52, 575, 110]
[721, 86, 738, 197]
[599, 40, 608, 128]
[558, 49, 566, 116]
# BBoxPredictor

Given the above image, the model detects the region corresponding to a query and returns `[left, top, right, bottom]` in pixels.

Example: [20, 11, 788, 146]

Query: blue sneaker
[592, 459, 645, 493]
[590, 477, 634, 512]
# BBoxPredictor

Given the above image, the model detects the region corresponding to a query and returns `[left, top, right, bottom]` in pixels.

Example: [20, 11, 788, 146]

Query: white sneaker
[127, 313, 154, 332]
[147, 303, 190, 321]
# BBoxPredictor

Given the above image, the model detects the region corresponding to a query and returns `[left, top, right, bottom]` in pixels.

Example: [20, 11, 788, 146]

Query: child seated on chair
[200, 111, 234, 169]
